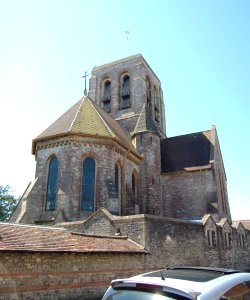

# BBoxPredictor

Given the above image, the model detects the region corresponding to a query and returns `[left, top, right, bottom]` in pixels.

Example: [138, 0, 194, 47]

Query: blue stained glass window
[81, 157, 95, 211]
[46, 157, 58, 211]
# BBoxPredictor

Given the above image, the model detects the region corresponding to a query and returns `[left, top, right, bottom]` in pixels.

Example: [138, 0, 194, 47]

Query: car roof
[141, 266, 241, 282]
[111, 267, 250, 300]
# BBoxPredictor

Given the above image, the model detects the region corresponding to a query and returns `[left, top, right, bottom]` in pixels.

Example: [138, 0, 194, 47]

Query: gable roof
[241, 220, 250, 231]
[132, 104, 161, 136]
[161, 129, 213, 173]
[0, 223, 146, 254]
[201, 214, 216, 226]
[32, 97, 139, 156]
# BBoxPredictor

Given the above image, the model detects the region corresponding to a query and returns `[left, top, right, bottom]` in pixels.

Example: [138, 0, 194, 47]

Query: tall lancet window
[115, 163, 119, 196]
[46, 156, 59, 211]
[102, 80, 111, 112]
[146, 77, 152, 109]
[81, 157, 96, 212]
[154, 86, 160, 123]
[120, 75, 130, 109]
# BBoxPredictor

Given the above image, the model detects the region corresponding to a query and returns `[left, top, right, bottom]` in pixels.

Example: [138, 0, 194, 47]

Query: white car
[102, 266, 250, 300]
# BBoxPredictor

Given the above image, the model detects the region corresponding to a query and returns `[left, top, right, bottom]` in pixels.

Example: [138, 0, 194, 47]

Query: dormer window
[102, 80, 111, 113]
[207, 230, 217, 247]
[120, 75, 130, 109]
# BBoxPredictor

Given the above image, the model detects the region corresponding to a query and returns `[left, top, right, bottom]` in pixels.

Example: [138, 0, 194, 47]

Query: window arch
[120, 74, 130, 109]
[45, 156, 59, 211]
[102, 79, 111, 112]
[81, 157, 96, 211]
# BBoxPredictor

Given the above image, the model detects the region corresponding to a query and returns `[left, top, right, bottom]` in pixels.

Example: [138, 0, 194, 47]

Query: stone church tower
[10, 54, 231, 225]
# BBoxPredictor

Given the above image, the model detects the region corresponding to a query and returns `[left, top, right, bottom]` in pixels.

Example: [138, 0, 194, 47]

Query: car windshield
[103, 289, 191, 300]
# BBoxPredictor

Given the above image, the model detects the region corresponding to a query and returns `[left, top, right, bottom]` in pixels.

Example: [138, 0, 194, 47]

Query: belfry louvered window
[102, 80, 111, 112]
[120, 75, 130, 109]
[46, 157, 58, 211]
[81, 157, 95, 211]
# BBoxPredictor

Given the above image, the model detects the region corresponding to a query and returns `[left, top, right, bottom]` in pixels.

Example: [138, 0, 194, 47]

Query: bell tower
[88, 54, 166, 137]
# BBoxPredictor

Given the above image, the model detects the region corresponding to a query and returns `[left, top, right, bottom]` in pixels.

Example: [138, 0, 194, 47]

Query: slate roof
[0, 223, 146, 254]
[133, 104, 160, 136]
[161, 130, 213, 173]
[32, 96, 138, 156]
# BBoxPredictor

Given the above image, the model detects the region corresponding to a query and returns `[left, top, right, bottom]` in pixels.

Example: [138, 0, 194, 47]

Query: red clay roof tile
[0, 223, 146, 254]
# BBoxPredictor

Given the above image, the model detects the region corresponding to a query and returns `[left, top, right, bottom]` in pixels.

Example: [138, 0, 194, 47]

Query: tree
[0, 185, 19, 222]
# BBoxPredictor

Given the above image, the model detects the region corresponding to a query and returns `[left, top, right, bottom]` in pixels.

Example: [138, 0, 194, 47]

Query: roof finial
[82, 71, 89, 96]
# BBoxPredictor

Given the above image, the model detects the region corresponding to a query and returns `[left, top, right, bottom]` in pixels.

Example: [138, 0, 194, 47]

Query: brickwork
[0, 252, 146, 300]
[88, 54, 166, 135]
[161, 169, 216, 219]
[136, 132, 162, 215]
[60, 210, 250, 270]
[16, 136, 140, 224]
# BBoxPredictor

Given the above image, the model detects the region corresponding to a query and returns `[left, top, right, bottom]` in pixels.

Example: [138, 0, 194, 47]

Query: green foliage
[0, 185, 19, 222]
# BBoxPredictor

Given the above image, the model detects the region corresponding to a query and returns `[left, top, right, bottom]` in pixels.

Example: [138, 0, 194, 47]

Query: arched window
[46, 156, 59, 211]
[81, 157, 96, 211]
[120, 75, 130, 109]
[102, 80, 111, 112]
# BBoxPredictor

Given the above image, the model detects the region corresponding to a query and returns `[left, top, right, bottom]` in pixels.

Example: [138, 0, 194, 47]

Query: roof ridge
[0, 222, 66, 231]
[68, 97, 84, 132]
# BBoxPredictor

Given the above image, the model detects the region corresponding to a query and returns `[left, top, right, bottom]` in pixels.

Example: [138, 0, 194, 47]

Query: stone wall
[61, 210, 250, 270]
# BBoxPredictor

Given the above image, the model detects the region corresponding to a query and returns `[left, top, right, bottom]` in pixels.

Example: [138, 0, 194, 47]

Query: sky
[0, 0, 249, 220]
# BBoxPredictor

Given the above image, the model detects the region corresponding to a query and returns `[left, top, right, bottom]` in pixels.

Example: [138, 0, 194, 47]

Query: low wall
[0, 252, 146, 300]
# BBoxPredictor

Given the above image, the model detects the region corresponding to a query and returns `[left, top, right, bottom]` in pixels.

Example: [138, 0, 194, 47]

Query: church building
[11, 54, 231, 225]
[3, 54, 249, 299]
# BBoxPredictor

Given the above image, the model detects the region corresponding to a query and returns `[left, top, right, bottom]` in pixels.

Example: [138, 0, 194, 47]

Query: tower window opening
[120, 75, 130, 109]
[102, 80, 111, 112]
[146, 77, 152, 109]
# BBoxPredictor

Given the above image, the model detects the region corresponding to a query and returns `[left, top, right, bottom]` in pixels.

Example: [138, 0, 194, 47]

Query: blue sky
[0, 0, 249, 220]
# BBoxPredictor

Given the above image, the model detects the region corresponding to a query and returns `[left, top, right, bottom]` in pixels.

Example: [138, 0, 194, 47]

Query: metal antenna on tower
[125, 30, 129, 56]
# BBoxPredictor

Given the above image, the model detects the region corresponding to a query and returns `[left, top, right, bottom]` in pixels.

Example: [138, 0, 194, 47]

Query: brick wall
[161, 169, 216, 219]
[0, 252, 146, 300]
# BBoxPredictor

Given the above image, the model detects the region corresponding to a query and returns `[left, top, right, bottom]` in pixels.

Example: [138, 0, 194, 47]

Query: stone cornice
[34, 134, 143, 165]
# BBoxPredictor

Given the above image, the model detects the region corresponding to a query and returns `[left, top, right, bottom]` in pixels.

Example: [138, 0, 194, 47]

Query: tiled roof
[0, 223, 146, 254]
[133, 104, 160, 136]
[238, 220, 250, 231]
[231, 221, 248, 230]
[32, 97, 138, 155]
[161, 130, 212, 173]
